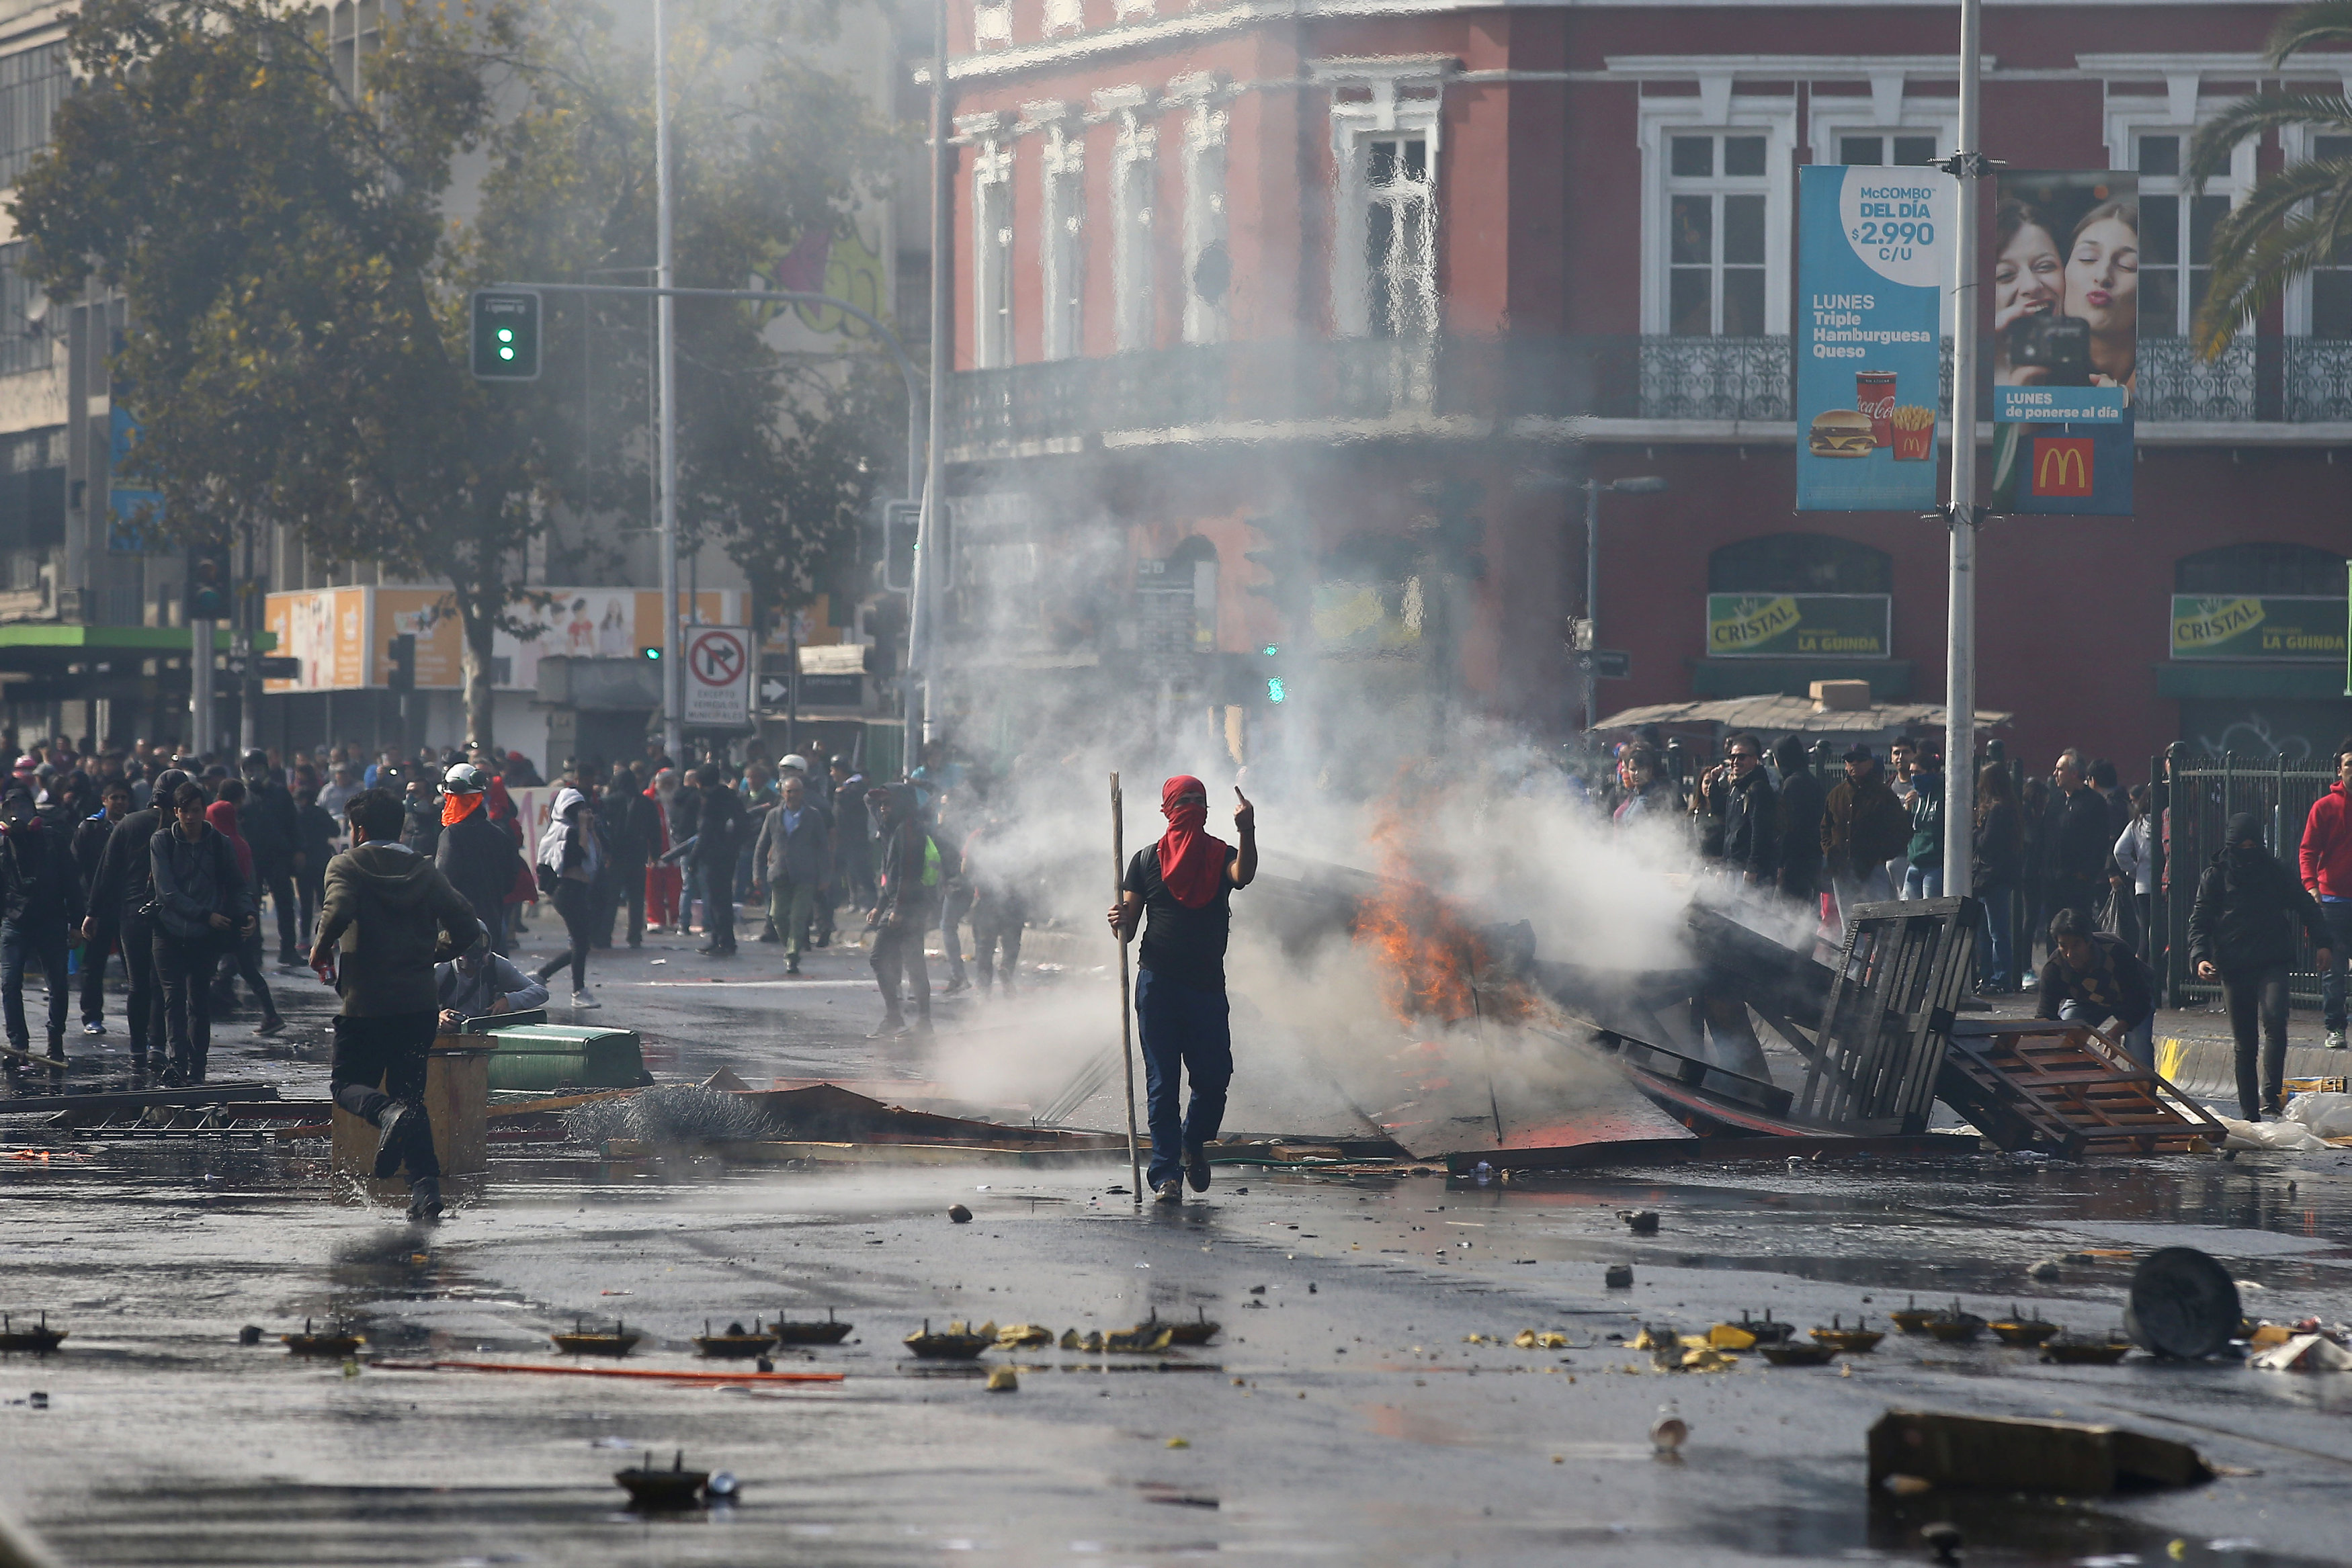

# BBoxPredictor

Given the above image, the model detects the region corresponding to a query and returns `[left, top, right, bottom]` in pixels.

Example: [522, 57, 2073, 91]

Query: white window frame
[970, 127, 1014, 368]
[2110, 113, 2254, 342]
[1173, 73, 1230, 345]
[2082, 60, 2261, 336]
[1637, 94, 1796, 337]
[1099, 87, 1158, 353]
[1319, 58, 1450, 340]
[1035, 108, 1086, 360]
[2277, 97, 2352, 337]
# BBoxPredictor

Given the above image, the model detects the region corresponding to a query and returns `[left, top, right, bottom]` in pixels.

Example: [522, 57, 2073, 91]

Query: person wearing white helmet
[433, 762, 522, 956]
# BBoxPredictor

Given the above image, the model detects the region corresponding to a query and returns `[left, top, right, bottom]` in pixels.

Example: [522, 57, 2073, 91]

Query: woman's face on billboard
[2064, 215, 2139, 336]
[1993, 221, 2062, 329]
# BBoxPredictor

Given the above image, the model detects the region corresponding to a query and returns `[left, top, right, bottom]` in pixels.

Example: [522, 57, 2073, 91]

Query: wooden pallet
[1791, 898, 1978, 1135]
[1937, 1018, 2224, 1158]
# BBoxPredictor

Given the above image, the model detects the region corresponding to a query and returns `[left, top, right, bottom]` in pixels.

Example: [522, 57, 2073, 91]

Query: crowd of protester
[0, 729, 1038, 1086]
[1595, 728, 2352, 1123]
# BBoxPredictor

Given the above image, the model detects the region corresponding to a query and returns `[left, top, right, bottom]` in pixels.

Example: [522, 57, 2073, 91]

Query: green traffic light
[643, 647, 661, 660]
[1262, 644, 1279, 656]
[499, 347, 514, 359]
[1267, 677, 1286, 703]
[497, 328, 514, 341]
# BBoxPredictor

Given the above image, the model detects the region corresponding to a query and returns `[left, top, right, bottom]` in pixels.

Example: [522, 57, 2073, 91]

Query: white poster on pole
[682, 625, 753, 728]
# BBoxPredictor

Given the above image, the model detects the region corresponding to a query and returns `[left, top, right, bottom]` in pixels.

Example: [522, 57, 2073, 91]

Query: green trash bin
[480, 1022, 648, 1093]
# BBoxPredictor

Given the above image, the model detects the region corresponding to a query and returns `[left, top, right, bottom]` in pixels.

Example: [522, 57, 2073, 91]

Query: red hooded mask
[1155, 775, 1228, 910]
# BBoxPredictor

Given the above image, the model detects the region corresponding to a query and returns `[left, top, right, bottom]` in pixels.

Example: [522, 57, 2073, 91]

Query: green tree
[2189, 2, 2352, 356]
[12, 0, 900, 746]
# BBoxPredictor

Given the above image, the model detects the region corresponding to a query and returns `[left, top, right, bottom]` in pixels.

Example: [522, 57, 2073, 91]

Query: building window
[973, 146, 1013, 368]
[0, 42, 69, 189]
[1112, 120, 1156, 352]
[972, 0, 1011, 48]
[1326, 74, 1442, 340]
[1837, 133, 1939, 167]
[1182, 105, 1229, 345]
[2310, 134, 2352, 339]
[328, 0, 380, 99]
[1666, 133, 1770, 337]
[1042, 136, 1085, 361]
[1709, 533, 1892, 595]
[0, 245, 53, 378]
[2134, 132, 2228, 339]
[1359, 134, 1435, 338]
[2175, 541, 2345, 596]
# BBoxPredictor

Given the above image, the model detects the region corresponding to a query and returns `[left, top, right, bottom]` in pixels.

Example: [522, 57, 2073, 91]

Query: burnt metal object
[1990, 1305, 2060, 1348]
[1923, 1303, 1987, 1344]
[616, 1449, 708, 1510]
[2126, 1248, 2241, 1360]
[1619, 1209, 1660, 1235]
[1790, 898, 1978, 1135]
[1811, 1316, 1883, 1353]
[1759, 1340, 1837, 1366]
[1604, 1265, 1634, 1289]
[1867, 1409, 2210, 1493]
[284, 1317, 364, 1357]
[769, 1308, 852, 1346]
[1889, 1298, 1935, 1334]
[694, 1319, 779, 1360]
[2042, 1335, 2133, 1366]
[0, 1313, 65, 1353]
[903, 1320, 991, 1360]
[1937, 1018, 2224, 1159]
[1145, 1309, 1222, 1347]
[552, 1317, 641, 1357]
[4, 1084, 282, 1118]
[1738, 1310, 1794, 1345]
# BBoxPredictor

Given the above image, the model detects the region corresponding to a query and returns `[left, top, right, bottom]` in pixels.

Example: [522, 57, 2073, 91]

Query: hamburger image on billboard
[1794, 164, 1951, 511]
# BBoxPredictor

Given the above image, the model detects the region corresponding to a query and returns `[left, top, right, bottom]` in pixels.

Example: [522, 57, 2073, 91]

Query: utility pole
[237, 524, 258, 756]
[653, 0, 683, 765]
[906, 0, 950, 775]
[189, 619, 213, 757]
[1941, 0, 1983, 899]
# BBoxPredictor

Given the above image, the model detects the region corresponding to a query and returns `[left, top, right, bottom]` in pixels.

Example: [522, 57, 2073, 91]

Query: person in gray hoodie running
[310, 787, 485, 1221]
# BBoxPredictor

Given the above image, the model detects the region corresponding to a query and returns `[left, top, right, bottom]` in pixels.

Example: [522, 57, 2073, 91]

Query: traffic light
[880, 500, 919, 593]
[1243, 515, 1316, 621]
[1259, 643, 1287, 704]
[387, 632, 416, 693]
[184, 538, 232, 621]
[470, 289, 541, 380]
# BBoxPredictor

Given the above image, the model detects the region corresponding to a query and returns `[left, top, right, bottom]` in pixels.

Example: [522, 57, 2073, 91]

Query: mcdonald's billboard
[1986, 169, 2134, 517]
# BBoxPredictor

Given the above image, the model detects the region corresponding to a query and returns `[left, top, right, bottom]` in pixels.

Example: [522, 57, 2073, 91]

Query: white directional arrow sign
[761, 677, 790, 703]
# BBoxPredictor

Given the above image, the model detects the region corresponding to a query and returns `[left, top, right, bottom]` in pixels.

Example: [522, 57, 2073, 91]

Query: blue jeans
[2059, 999, 2154, 1067]
[1903, 864, 1944, 900]
[0, 920, 69, 1052]
[1978, 882, 2016, 991]
[2318, 900, 2352, 1031]
[1135, 968, 1232, 1188]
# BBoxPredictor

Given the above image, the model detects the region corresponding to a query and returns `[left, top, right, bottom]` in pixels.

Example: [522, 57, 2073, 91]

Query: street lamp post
[1579, 474, 1667, 732]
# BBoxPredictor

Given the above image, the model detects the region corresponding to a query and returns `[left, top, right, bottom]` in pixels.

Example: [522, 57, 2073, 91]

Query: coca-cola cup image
[1855, 369, 1898, 447]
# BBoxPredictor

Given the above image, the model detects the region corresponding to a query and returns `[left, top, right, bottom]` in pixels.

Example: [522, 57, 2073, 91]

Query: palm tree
[2189, 1, 2352, 358]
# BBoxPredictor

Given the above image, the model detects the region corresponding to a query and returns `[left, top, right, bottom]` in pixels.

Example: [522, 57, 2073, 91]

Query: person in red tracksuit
[2299, 742, 2352, 1051]
[643, 768, 683, 932]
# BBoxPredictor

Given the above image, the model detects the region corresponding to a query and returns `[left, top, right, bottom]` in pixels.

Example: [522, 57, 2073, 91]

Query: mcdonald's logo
[2031, 437, 2094, 497]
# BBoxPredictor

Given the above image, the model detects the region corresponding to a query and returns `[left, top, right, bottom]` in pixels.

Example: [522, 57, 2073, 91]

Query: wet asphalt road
[0, 924, 2348, 1566]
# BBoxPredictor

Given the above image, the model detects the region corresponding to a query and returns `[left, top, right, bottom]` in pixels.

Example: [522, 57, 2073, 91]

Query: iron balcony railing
[946, 333, 2352, 451]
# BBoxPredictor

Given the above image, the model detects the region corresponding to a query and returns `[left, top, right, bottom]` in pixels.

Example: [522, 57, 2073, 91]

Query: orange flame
[1352, 806, 1525, 1028]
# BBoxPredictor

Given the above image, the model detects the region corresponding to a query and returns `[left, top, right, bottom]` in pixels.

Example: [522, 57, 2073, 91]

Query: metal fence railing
[2153, 746, 2341, 1011]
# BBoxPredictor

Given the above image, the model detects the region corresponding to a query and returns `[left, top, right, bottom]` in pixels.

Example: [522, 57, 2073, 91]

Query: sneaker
[786, 961, 801, 976]
[406, 1176, 445, 1222]
[866, 1016, 906, 1039]
[81, 1021, 104, 1036]
[570, 990, 602, 1010]
[757, 925, 781, 944]
[942, 977, 972, 997]
[255, 1016, 287, 1037]
[2330, 1030, 2348, 1051]
[1154, 1178, 1184, 1204]
[1185, 1146, 1212, 1192]
[373, 1101, 420, 1178]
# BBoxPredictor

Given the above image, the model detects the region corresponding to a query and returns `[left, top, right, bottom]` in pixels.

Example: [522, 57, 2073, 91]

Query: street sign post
[681, 625, 752, 728]
[1587, 650, 1632, 681]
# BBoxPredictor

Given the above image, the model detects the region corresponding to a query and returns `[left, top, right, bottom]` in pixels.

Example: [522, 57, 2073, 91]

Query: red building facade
[935, 0, 2352, 775]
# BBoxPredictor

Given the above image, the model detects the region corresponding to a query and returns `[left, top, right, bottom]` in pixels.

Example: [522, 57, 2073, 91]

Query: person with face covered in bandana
[864, 783, 953, 1039]
[0, 785, 84, 1076]
[1107, 777, 1257, 1203]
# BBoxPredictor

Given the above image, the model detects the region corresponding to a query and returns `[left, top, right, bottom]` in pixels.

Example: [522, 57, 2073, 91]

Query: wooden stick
[1112, 772, 1141, 1210]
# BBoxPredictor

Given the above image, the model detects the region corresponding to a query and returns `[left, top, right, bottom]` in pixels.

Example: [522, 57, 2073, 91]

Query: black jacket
[606, 789, 656, 865]
[2188, 844, 2330, 973]
[2036, 932, 2154, 1030]
[91, 806, 167, 924]
[294, 801, 338, 875]
[241, 777, 298, 875]
[2044, 786, 2111, 886]
[72, 810, 116, 901]
[1774, 767, 1825, 897]
[1971, 799, 2025, 889]
[0, 820, 84, 930]
[437, 808, 523, 937]
[1708, 767, 1778, 880]
[687, 785, 745, 867]
[150, 824, 251, 941]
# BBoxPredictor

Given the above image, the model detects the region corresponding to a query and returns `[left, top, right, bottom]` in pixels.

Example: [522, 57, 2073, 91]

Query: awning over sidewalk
[1597, 693, 2009, 738]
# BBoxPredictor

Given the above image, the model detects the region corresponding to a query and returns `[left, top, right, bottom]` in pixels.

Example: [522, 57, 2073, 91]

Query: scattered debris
[1811, 1317, 1882, 1354]
[1618, 1209, 1659, 1235]
[2247, 1334, 2352, 1373]
[1736, 1310, 1794, 1345]
[1888, 1298, 1934, 1334]
[237, 1325, 263, 1346]
[615, 1449, 710, 1511]
[1604, 1265, 1634, 1290]
[1146, 1309, 1222, 1346]
[1923, 1302, 1986, 1345]
[2027, 1259, 2064, 1282]
[770, 1309, 852, 1346]
[994, 1323, 1053, 1348]
[370, 1359, 841, 1385]
[564, 1086, 772, 1148]
[985, 1366, 1019, 1391]
[1760, 1341, 1837, 1366]
[2126, 1248, 2241, 1360]
[1868, 1409, 2213, 1494]
[284, 1319, 363, 1357]
[552, 1318, 640, 1358]
[694, 1319, 778, 1360]
[1921, 1521, 1962, 1564]
[0, 1314, 65, 1354]
[1988, 1305, 2059, 1348]
[1650, 1403, 1687, 1454]
[2040, 1334, 2133, 1366]
[948, 1204, 973, 1224]
[904, 1321, 991, 1360]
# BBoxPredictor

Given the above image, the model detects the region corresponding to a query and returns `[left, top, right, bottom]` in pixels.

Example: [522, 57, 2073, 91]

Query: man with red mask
[1107, 776, 1258, 1202]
